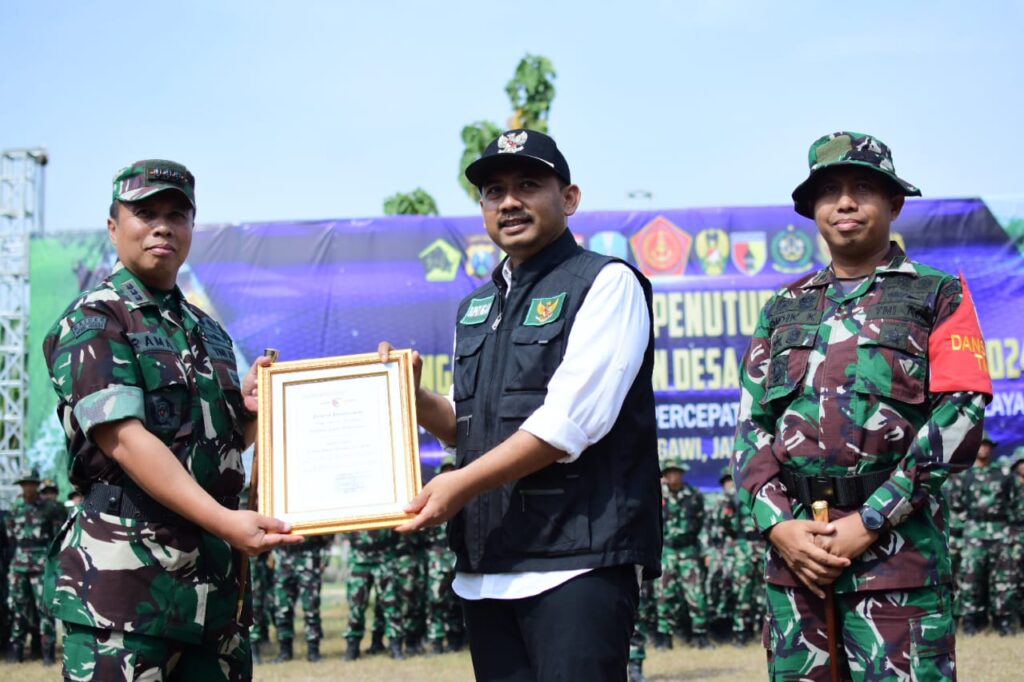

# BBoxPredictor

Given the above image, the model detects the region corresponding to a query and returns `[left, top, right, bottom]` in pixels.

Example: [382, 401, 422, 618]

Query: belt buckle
[807, 475, 836, 505]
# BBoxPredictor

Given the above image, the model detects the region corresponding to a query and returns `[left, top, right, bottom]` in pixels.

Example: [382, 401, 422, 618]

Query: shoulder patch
[523, 293, 567, 326]
[459, 295, 495, 326]
[71, 316, 107, 337]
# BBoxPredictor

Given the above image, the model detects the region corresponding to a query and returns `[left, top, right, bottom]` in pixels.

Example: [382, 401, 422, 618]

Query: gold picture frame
[256, 350, 421, 535]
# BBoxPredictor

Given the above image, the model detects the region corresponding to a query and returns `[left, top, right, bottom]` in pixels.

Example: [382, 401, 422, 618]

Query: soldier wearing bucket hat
[734, 131, 993, 679]
[379, 128, 662, 681]
[6, 466, 65, 664]
[42, 160, 301, 681]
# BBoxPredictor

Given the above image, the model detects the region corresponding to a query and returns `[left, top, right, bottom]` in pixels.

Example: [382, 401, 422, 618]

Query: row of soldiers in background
[628, 458, 767, 682]
[947, 438, 1024, 636]
[247, 455, 464, 664]
[1, 469, 68, 665]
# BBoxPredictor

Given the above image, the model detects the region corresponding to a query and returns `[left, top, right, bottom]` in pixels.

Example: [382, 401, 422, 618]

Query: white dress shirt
[449, 257, 650, 600]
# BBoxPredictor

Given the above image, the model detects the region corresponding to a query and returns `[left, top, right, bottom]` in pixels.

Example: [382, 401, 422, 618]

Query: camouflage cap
[465, 129, 571, 188]
[112, 159, 195, 208]
[660, 456, 689, 473]
[436, 454, 456, 475]
[14, 466, 41, 484]
[791, 131, 921, 218]
[719, 465, 733, 484]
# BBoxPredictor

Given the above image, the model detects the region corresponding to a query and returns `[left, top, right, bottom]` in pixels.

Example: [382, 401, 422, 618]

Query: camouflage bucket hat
[791, 131, 921, 218]
[112, 159, 195, 208]
[660, 456, 689, 473]
[14, 466, 41, 484]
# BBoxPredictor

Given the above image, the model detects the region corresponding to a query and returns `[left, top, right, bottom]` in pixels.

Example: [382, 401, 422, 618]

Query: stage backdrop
[28, 198, 1024, 490]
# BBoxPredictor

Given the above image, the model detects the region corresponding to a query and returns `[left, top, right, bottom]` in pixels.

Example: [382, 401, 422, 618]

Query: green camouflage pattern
[248, 552, 274, 644]
[62, 620, 251, 682]
[5, 495, 65, 649]
[703, 493, 737, 624]
[733, 244, 989, 594]
[272, 535, 330, 642]
[763, 583, 955, 681]
[943, 473, 967, 617]
[629, 580, 656, 663]
[953, 459, 1017, 623]
[344, 530, 394, 641]
[111, 159, 196, 207]
[1009, 468, 1024, 623]
[0, 510, 10, 645]
[379, 529, 426, 641]
[791, 131, 921, 218]
[424, 523, 462, 644]
[728, 498, 766, 638]
[42, 263, 253, 644]
[656, 481, 708, 637]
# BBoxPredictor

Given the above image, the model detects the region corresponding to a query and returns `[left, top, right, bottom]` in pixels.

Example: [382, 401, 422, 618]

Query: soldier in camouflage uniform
[729, 472, 766, 646]
[379, 528, 425, 659]
[734, 132, 992, 681]
[943, 468, 967, 620]
[247, 551, 274, 663]
[628, 579, 657, 682]
[0, 507, 10, 651]
[42, 160, 301, 682]
[424, 455, 464, 655]
[1009, 448, 1024, 629]
[271, 533, 331, 662]
[954, 435, 1017, 635]
[655, 457, 711, 649]
[5, 467, 66, 664]
[343, 529, 393, 660]
[705, 467, 738, 637]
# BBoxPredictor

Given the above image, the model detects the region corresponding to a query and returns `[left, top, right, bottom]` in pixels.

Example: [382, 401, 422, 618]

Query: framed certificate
[256, 350, 422, 535]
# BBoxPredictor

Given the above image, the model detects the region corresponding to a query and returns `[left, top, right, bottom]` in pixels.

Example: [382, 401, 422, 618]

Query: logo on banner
[731, 231, 767, 276]
[695, 228, 730, 276]
[418, 238, 462, 282]
[771, 225, 814, 273]
[465, 235, 500, 278]
[524, 293, 567, 326]
[588, 231, 630, 260]
[630, 216, 692, 278]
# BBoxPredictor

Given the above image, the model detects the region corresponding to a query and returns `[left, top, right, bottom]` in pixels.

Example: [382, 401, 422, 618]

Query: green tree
[457, 54, 558, 202]
[505, 54, 557, 132]
[382, 188, 439, 216]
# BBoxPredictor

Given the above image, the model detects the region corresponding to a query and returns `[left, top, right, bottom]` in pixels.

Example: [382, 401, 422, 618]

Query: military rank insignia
[523, 293, 566, 326]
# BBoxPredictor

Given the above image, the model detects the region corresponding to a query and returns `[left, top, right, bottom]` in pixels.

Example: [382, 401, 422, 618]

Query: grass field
[9, 583, 1023, 681]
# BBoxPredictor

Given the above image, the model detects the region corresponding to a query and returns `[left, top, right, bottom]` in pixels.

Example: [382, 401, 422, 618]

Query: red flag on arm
[928, 274, 993, 396]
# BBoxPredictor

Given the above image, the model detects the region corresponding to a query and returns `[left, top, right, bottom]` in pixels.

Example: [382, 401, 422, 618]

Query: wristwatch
[858, 505, 886, 532]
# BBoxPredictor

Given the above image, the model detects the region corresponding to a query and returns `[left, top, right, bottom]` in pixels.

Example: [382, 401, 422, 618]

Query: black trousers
[460, 564, 640, 682]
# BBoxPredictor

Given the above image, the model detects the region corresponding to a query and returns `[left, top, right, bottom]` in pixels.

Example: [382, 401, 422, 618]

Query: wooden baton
[812, 500, 843, 682]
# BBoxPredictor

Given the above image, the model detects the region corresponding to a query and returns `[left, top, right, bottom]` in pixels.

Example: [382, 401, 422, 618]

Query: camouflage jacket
[348, 529, 395, 563]
[706, 495, 738, 547]
[662, 482, 704, 550]
[1009, 472, 1024, 527]
[42, 263, 252, 644]
[733, 245, 988, 592]
[5, 496, 66, 574]
[952, 461, 1014, 539]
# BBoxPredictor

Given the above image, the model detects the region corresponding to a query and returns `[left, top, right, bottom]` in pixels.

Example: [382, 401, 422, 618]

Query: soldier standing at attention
[954, 435, 1016, 635]
[1009, 447, 1024, 630]
[42, 160, 302, 681]
[424, 455, 464, 655]
[247, 550, 274, 663]
[270, 533, 331, 662]
[730, 468, 766, 646]
[654, 458, 711, 650]
[733, 132, 992, 680]
[343, 529, 391, 661]
[5, 467, 66, 664]
[705, 466, 738, 638]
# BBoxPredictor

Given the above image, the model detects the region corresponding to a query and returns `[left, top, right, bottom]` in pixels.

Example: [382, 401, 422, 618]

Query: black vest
[450, 230, 663, 577]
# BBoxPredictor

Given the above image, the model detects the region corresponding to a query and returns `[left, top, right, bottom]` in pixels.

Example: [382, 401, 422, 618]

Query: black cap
[465, 129, 571, 188]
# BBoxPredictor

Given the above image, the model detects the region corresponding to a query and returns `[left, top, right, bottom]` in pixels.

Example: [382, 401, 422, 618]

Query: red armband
[928, 274, 993, 396]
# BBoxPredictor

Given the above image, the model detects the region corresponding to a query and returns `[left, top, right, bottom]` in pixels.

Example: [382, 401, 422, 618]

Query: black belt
[780, 467, 895, 510]
[84, 481, 239, 526]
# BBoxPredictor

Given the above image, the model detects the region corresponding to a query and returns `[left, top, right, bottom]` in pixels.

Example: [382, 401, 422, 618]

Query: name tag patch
[128, 331, 176, 354]
[523, 293, 566, 326]
[460, 295, 495, 325]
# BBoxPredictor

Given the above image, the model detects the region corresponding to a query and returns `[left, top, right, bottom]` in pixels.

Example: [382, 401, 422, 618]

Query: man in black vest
[379, 129, 662, 681]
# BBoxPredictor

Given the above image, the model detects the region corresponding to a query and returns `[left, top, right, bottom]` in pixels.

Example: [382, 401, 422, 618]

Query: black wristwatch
[858, 505, 886, 532]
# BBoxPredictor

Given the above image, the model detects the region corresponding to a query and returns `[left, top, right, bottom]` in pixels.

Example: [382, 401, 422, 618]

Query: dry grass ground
[9, 584, 1022, 681]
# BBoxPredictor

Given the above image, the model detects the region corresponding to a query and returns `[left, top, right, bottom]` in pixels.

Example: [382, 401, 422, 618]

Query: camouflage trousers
[629, 580, 657, 663]
[62, 621, 252, 682]
[763, 583, 956, 682]
[730, 538, 766, 636]
[704, 543, 733, 623]
[6, 570, 55, 649]
[948, 532, 963, 618]
[426, 546, 462, 642]
[408, 549, 428, 642]
[344, 558, 387, 640]
[657, 545, 708, 636]
[248, 554, 274, 643]
[958, 531, 1017, 620]
[378, 552, 422, 640]
[272, 548, 324, 642]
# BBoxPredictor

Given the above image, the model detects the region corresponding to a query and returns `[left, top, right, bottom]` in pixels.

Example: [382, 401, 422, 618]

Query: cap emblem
[497, 131, 528, 154]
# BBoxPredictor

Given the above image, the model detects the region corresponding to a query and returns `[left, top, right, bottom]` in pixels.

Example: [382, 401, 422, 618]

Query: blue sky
[2, 1, 1021, 230]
